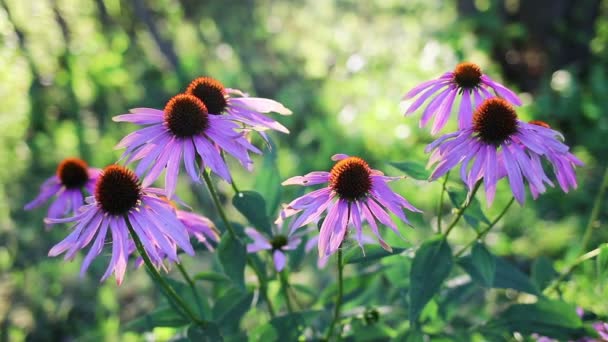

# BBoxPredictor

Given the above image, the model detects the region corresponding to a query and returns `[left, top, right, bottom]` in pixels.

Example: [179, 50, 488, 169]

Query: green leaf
[459, 255, 540, 295]
[232, 191, 272, 236]
[447, 188, 490, 230]
[212, 288, 253, 329]
[125, 306, 188, 331]
[486, 299, 585, 339]
[409, 236, 453, 323]
[343, 245, 409, 264]
[596, 243, 608, 286]
[470, 243, 496, 287]
[194, 271, 231, 283]
[217, 233, 247, 290]
[532, 256, 558, 290]
[389, 161, 430, 180]
[249, 311, 322, 341]
[187, 323, 223, 342]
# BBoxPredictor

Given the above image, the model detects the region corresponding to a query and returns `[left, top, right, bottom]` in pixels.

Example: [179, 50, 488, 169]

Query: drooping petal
[273, 250, 287, 271]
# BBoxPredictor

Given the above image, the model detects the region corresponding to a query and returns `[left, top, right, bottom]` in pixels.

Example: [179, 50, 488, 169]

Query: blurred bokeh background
[1, 0, 607, 340]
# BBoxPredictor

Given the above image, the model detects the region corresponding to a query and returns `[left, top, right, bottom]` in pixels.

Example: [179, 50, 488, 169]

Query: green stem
[279, 269, 295, 314]
[454, 197, 515, 257]
[444, 181, 482, 237]
[200, 172, 276, 317]
[201, 170, 240, 241]
[325, 249, 344, 341]
[545, 165, 608, 294]
[580, 166, 608, 253]
[248, 258, 276, 318]
[176, 262, 205, 316]
[544, 247, 602, 295]
[437, 172, 450, 234]
[125, 216, 207, 327]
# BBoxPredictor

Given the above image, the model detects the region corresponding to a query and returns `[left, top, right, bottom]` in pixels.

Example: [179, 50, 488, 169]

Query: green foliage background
[1, 0, 607, 340]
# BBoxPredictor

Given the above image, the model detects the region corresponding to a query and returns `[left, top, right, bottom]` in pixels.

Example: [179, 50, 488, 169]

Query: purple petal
[273, 250, 287, 271]
[24, 180, 61, 210]
[457, 89, 472, 129]
[282, 171, 330, 186]
[229, 97, 292, 115]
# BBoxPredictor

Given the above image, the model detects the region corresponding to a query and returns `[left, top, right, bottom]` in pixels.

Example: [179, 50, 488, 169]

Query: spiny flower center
[95, 165, 142, 215]
[57, 158, 89, 189]
[164, 94, 209, 138]
[329, 157, 372, 201]
[473, 98, 519, 145]
[453, 62, 482, 89]
[271, 235, 288, 250]
[186, 77, 228, 115]
[529, 120, 551, 128]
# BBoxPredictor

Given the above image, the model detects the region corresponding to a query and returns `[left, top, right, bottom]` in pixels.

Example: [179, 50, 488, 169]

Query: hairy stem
[125, 217, 207, 327]
[454, 197, 515, 257]
[279, 269, 295, 313]
[437, 172, 450, 234]
[444, 181, 482, 237]
[176, 262, 205, 316]
[580, 166, 608, 252]
[201, 171, 276, 317]
[325, 249, 344, 341]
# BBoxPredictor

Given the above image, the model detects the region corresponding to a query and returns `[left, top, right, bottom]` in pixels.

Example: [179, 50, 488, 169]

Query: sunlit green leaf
[125, 306, 188, 331]
[389, 161, 430, 180]
[232, 191, 273, 236]
[470, 243, 496, 287]
[485, 299, 585, 339]
[532, 256, 558, 291]
[409, 236, 453, 323]
[217, 234, 247, 290]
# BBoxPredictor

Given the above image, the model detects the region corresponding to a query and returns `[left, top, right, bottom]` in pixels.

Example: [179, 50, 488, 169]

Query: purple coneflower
[426, 98, 581, 206]
[403, 62, 522, 134]
[186, 76, 291, 141]
[245, 223, 302, 272]
[114, 93, 261, 198]
[45, 165, 195, 285]
[281, 154, 421, 258]
[24, 157, 101, 223]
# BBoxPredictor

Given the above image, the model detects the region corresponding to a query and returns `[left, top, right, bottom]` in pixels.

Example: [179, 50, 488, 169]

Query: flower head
[280, 154, 421, 258]
[186, 76, 291, 141]
[45, 165, 195, 285]
[24, 157, 101, 223]
[403, 62, 522, 134]
[245, 221, 303, 272]
[113, 93, 262, 198]
[427, 98, 581, 205]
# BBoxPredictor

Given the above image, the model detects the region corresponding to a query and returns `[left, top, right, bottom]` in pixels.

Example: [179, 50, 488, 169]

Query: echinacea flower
[24, 157, 101, 223]
[426, 97, 581, 206]
[45, 165, 195, 285]
[403, 62, 522, 134]
[186, 76, 291, 141]
[280, 154, 421, 258]
[114, 93, 261, 198]
[245, 223, 302, 272]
